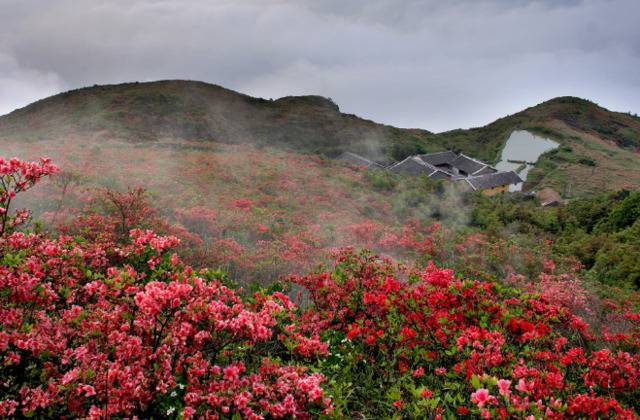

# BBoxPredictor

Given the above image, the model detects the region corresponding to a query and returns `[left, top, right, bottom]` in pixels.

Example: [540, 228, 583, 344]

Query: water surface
[495, 130, 559, 191]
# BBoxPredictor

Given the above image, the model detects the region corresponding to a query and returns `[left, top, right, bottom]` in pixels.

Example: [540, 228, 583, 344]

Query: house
[337, 149, 524, 195]
[388, 156, 455, 179]
[418, 151, 458, 169]
[417, 151, 520, 194]
[450, 154, 487, 176]
[464, 171, 523, 196]
[536, 187, 562, 206]
[419, 151, 498, 177]
[388, 156, 435, 175]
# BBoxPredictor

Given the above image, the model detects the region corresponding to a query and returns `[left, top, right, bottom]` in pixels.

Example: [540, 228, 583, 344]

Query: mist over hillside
[0, 80, 432, 163]
[0, 80, 639, 195]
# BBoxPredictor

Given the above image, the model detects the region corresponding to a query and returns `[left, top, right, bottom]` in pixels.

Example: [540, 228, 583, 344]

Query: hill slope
[434, 97, 640, 194]
[0, 80, 434, 162]
[0, 80, 639, 195]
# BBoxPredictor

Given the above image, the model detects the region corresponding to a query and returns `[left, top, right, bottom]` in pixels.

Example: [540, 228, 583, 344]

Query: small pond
[495, 130, 559, 191]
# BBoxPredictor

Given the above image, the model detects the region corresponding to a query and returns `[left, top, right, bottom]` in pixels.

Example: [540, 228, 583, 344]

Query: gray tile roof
[389, 157, 455, 180]
[473, 165, 498, 176]
[419, 151, 458, 166]
[389, 156, 437, 175]
[429, 170, 453, 180]
[339, 149, 523, 194]
[465, 171, 523, 190]
[451, 154, 486, 175]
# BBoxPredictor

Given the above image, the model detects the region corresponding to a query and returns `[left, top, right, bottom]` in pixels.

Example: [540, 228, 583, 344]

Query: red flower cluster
[0, 225, 331, 418]
[3, 157, 640, 418]
[290, 249, 640, 418]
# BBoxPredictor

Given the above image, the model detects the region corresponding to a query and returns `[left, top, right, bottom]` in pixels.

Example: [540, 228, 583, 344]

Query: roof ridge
[468, 169, 520, 178]
[410, 156, 437, 169]
[457, 153, 488, 165]
[464, 177, 476, 190]
[388, 156, 413, 169]
[471, 165, 489, 175]
[389, 155, 434, 170]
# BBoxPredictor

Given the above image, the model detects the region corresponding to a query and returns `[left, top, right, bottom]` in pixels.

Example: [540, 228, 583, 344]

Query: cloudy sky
[0, 0, 638, 132]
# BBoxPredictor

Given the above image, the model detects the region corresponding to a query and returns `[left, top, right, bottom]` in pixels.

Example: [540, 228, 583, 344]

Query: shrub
[291, 249, 640, 418]
[0, 157, 332, 418]
[3, 157, 640, 418]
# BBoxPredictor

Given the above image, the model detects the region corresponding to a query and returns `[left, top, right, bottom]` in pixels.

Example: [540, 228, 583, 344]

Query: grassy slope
[5, 136, 466, 284]
[434, 97, 640, 195]
[0, 81, 639, 195]
[0, 80, 434, 163]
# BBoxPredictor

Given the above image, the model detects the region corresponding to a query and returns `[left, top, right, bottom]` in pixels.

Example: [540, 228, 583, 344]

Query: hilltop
[0, 80, 432, 163]
[0, 80, 639, 195]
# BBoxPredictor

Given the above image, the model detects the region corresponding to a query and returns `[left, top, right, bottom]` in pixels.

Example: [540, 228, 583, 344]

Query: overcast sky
[0, 0, 638, 132]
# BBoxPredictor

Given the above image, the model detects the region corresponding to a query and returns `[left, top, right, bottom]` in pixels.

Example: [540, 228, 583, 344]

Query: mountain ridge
[0, 80, 433, 163]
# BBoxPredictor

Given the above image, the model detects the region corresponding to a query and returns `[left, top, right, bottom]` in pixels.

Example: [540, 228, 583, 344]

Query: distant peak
[538, 96, 597, 107]
[273, 95, 339, 112]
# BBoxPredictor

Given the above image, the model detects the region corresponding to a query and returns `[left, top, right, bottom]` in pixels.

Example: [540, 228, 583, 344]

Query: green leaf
[471, 374, 481, 389]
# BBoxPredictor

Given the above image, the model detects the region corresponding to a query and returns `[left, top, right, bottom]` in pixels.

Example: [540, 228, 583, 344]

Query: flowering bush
[3, 157, 640, 418]
[290, 250, 640, 418]
[0, 156, 58, 234]
[0, 225, 333, 418]
[0, 158, 331, 418]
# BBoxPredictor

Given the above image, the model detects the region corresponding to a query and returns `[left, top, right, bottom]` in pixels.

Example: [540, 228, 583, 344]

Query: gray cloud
[0, 0, 638, 131]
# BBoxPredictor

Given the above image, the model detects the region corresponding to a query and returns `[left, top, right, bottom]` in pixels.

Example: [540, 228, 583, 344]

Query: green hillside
[433, 97, 640, 194]
[0, 80, 433, 162]
[1, 81, 639, 195]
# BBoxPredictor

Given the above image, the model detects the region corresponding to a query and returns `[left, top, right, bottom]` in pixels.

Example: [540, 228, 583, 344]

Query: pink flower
[471, 389, 491, 408]
[61, 368, 80, 385]
[78, 384, 96, 397]
[497, 379, 511, 397]
[515, 378, 532, 394]
[182, 407, 196, 419]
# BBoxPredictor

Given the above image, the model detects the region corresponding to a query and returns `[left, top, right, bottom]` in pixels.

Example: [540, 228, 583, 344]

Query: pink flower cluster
[0, 159, 331, 418]
[0, 156, 58, 234]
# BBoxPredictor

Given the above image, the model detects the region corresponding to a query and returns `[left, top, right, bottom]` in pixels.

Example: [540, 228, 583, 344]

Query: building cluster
[337, 150, 523, 196]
